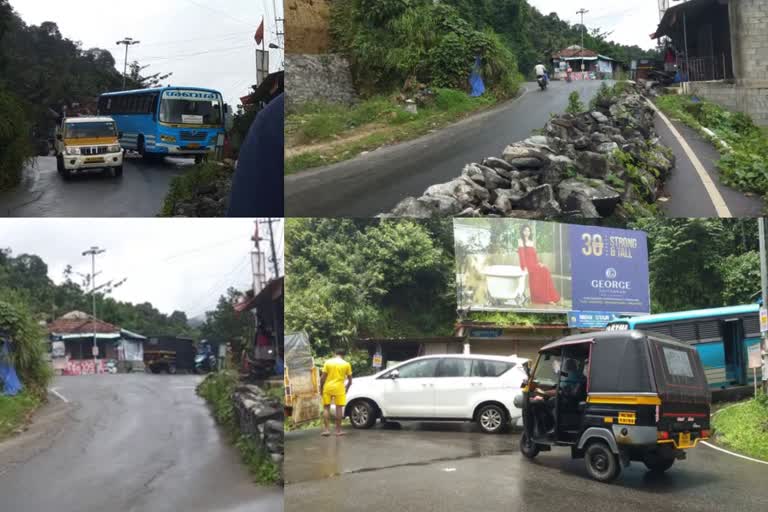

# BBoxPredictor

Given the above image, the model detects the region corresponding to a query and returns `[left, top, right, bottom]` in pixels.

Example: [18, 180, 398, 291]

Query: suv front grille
[81, 146, 109, 156]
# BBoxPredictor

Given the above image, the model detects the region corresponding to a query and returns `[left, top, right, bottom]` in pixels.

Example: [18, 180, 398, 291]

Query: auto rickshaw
[515, 330, 711, 482]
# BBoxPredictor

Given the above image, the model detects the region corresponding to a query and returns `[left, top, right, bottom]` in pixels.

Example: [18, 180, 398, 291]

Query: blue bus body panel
[625, 304, 760, 326]
[99, 87, 224, 157]
[608, 304, 763, 389]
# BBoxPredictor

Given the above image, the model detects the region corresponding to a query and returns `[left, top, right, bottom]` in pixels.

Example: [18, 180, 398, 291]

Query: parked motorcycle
[194, 353, 217, 374]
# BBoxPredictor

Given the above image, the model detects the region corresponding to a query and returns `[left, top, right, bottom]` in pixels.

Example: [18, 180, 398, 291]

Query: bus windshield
[159, 89, 223, 125]
[64, 121, 117, 139]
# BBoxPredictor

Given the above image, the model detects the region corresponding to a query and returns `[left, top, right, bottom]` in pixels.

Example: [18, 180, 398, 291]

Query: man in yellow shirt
[320, 348, 353, 437]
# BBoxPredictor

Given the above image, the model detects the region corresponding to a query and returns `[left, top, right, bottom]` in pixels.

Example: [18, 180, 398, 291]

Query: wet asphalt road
[655, 115, 764, 217]
[285, 80, 608, 217]
[285, 422, 768, 512]
[0, 374, 282, 512]
[0, 154, 194, 217]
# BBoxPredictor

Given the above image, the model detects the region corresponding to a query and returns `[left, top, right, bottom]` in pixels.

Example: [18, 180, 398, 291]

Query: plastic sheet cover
[285, 331, 313, 371]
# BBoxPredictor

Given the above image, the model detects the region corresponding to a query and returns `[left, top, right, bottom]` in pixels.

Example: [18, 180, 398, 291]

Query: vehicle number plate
[678, 432, 693, 448]
[85, 157, 104, 163]
[186, 143, 201, 149]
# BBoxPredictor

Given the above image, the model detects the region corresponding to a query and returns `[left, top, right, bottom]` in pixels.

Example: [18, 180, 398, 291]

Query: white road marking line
[443, 467, 457, 472]
[48, 388, 69, 403]
[701, 441, 768, 465]
[645, 98, 732, 218]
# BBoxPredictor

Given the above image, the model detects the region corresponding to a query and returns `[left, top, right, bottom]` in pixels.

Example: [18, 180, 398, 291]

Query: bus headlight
[65, 147, 81, 155]
[108, 145, 121, 153]
[160, 135, 177, 143]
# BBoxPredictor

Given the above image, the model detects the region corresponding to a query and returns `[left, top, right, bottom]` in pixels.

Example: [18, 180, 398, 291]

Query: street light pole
[82, 247, 105, 368]
[759, 219, 768, 394]
[577, 8, 589, 73]
[116, 37, 141, 90]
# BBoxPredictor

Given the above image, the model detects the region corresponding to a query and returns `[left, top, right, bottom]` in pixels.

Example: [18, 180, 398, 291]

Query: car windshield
[159, 90, 223, 125]
[64, 121, 116, 139]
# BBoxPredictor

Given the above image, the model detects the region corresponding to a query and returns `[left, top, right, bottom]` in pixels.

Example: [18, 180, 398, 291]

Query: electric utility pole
[82, 246, 105, 365]
[577, 8, 589, 72]
[759, 219, 768, 393]
[266, 218, 280, 280]
[116, 37, 141, 90]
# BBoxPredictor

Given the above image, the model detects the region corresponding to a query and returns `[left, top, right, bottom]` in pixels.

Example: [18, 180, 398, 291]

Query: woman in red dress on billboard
[517, 225, 560, 305]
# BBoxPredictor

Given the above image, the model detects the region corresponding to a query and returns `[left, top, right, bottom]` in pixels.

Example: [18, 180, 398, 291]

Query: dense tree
[199, 288, 253, 357]
[0, 248, 198, 338]
[285, 218, 456, 356]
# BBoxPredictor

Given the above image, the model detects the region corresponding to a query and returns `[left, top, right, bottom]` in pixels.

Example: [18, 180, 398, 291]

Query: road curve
[285, 423, 767, 512]
[0, 154, 194, 217]
[285, 80, 608, 217]
[0, 374, 282, 512]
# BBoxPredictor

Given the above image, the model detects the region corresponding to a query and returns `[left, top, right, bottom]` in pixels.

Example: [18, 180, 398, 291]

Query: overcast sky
[0, 218, 284, 319]
[11, 0, 284, 106]
[528, 0, 660, 50]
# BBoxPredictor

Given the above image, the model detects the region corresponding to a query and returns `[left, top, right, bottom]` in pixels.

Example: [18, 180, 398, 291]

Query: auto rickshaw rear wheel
[519, 430, 540, 459]
[643, 453, 675, 473]
[584, 441, 621, 482]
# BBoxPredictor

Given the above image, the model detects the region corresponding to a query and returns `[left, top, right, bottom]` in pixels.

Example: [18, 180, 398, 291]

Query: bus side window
[151, 95, 158, 120]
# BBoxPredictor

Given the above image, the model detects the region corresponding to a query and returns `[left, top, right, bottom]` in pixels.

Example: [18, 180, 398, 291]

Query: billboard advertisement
[454, 219, 650, 315]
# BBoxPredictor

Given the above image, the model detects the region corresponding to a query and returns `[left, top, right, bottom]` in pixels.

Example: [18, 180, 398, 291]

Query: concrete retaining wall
[691, 81, 768, 126]
[729, 0, 768, 82]
[285, 53, 357, 111]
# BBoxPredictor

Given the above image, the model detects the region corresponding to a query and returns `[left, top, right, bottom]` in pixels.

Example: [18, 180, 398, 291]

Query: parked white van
[54, 117, 123, 179]
[345, 354, 528, 434]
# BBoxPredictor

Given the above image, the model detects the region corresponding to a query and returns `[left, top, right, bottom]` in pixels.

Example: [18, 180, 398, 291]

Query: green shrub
[331, 0, 520, 97]
[160, 161, 232, 216]
[566, 91, 584, 115]
[655, 95, 768, 195]
[0, 89, 31, 191]
[0, 299, 52, 399]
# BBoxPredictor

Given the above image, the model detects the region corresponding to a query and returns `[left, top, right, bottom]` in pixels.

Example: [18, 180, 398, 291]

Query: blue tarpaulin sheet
[0, 342, 22, 396]
[469, 56, 485, 97]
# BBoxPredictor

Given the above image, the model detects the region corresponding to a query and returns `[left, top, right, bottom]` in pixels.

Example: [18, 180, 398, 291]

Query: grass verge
[0, 392, 41, 441]
[711, 393, 768, 461]
[655, 94, 768, 197]
[197, 371, 281, 484]
[285, 88, 503, 175]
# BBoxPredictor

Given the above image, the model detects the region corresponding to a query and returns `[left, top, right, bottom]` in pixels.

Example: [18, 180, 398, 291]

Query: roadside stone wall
[691, 81, 768, 127]
[285, 53, 357, 111]
[232, 385, 284, 473]
[384, 82, 675, 219]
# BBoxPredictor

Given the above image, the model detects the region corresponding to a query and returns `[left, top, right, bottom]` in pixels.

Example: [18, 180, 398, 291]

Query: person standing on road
[320, 348, 353, 437]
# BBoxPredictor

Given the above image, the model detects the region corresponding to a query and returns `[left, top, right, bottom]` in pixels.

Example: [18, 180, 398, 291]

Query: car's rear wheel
[585, 441, 622, 483]
[477, 404, 506, 434]
[520, 430, 540, 459]
[348, 400, 376, 429]
[167, 364, 177, 375]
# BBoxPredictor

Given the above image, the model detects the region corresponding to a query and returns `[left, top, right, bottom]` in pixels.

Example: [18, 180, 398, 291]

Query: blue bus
[98, 87, 227, 162]
[606, 304, 762, 390]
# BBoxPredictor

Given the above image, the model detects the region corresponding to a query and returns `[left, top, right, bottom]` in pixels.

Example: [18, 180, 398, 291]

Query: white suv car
[345, 354, 527, 434]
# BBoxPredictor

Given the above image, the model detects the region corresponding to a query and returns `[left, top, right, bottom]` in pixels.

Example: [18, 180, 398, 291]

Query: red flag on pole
[255, 19, 265, 45]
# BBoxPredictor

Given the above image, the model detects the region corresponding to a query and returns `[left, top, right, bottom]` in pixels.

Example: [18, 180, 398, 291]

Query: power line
[139, 44, 254, 63]
[184, 253, 251, 318]
[160, 235, 248, 263]
[178, 0, 259, 28]
[137, 31, 254, 48]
